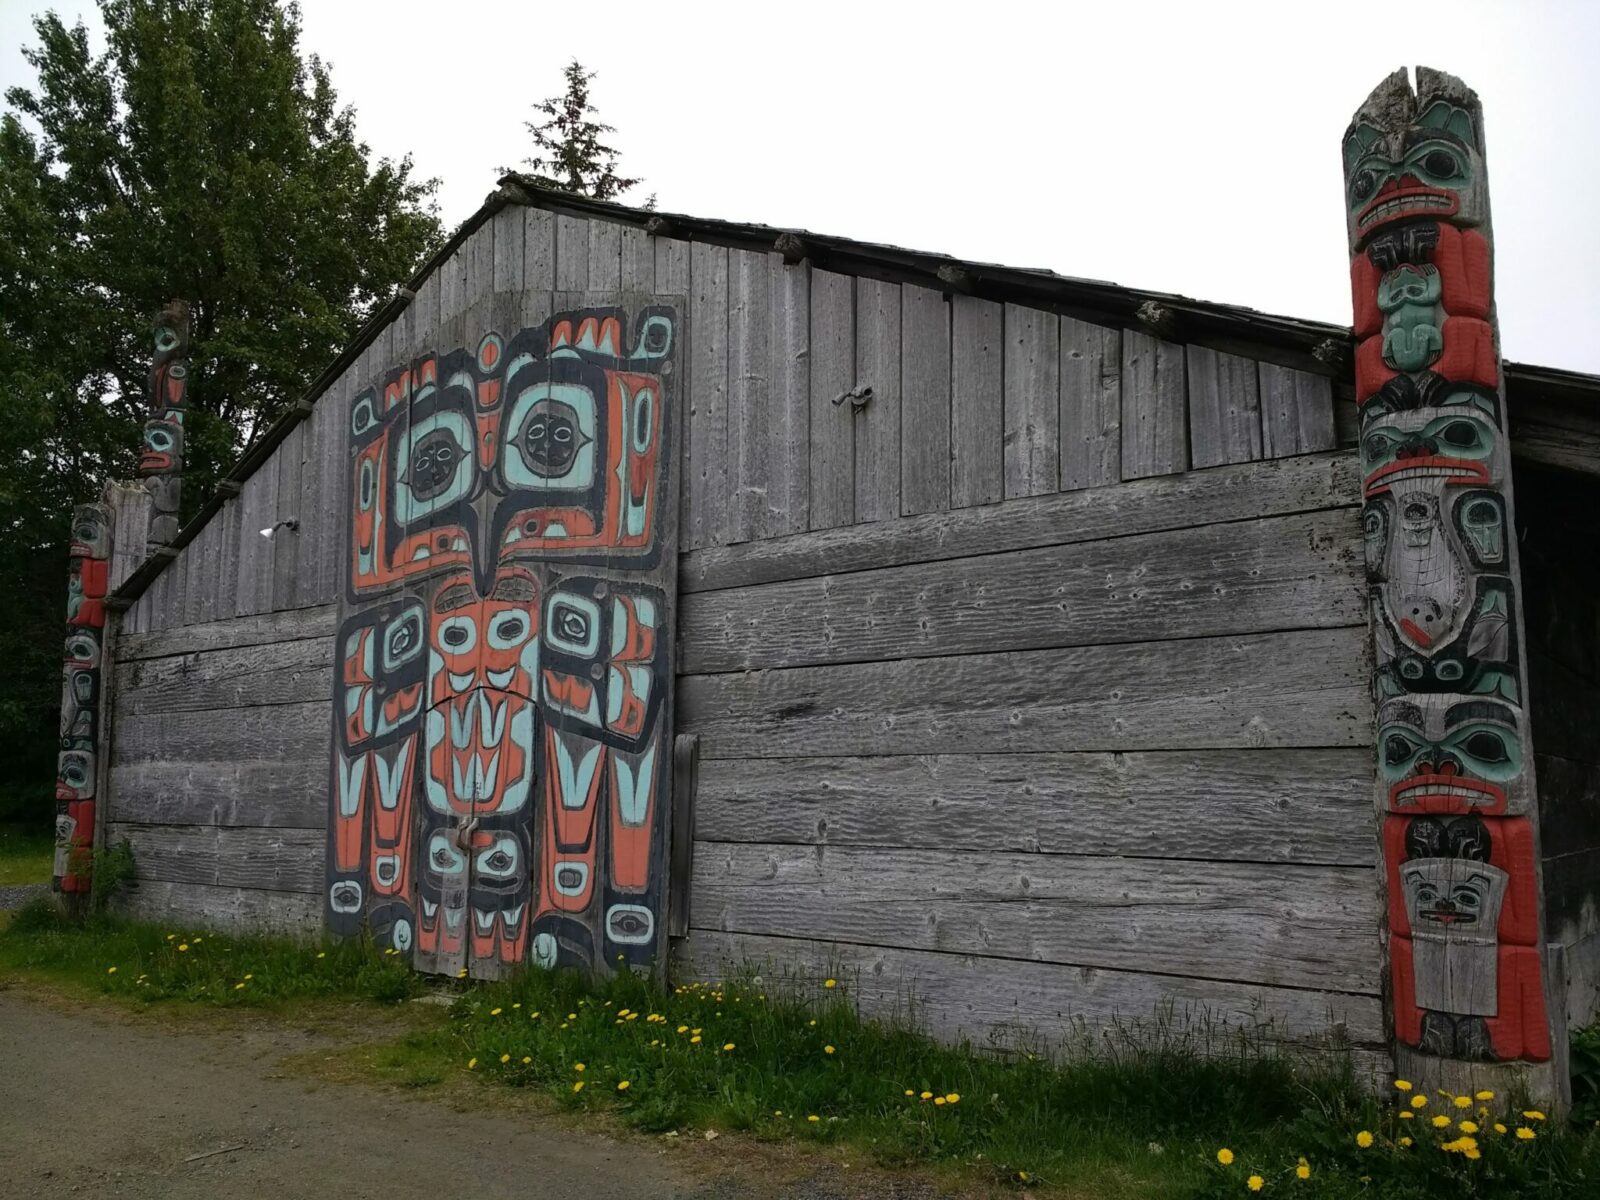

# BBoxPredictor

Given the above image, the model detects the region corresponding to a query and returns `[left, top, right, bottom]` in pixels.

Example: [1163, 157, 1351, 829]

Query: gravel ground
[0, 986, 949, 1200]
[0, 883, 46, 910]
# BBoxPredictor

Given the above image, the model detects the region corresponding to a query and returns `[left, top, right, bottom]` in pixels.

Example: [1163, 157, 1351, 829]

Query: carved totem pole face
[1346, 68, 1548, 1069]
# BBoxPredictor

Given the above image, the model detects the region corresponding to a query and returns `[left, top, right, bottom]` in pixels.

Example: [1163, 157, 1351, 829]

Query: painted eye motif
[438, 616, 476, 654]
[1384, 735, 1415, 766]
[1463, 731, 1509, 763]
[1351, 169, 1380, 201]
[484, 849, 514, 873]
[1420, 148, 1461, 180]
[1363, 433, 1393, 461]
[405, 430, 464, 500]
[1439, 420, 1481, 449]
[1450, 886, 1482, 911]
[432, 846, 455, 869]
[488, 613, 528, 650]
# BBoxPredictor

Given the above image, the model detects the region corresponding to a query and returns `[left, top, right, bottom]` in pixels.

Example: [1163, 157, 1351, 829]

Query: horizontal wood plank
[694, 749, 1375, 865]
[677, 626, 1373, 759]
[108, 823, 323, 893]
[108, 757, 324, 829]
[691, 842, 1380, 991]
[117, 604, 337, 661]
[114, 879, 322, 937]
[113, 636, 333, 715]
[111, 701, 329, 767]
[680, 452, 1360, 595]
[677, 930, 1386, 1052]
[680, 508, 1363, 673]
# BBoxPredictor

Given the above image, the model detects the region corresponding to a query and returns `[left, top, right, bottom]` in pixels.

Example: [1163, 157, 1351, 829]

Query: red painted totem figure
[1345, 68, 1550, 1069]
[55, 502, 113, 894]
[331, 305, 677, 979]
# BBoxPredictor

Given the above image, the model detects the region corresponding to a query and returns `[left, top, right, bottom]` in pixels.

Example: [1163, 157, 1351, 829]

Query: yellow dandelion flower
[920, 1091, 933, 1101]
[807, 1115, 820, 1123]
[1459, 1121, 1479, 1134]
[1399, 1111, 1414, 1121]
[574, 1063, 585, 1072]
[1475, 1090, 1495, 1101]
[1247, 1176, 1264, 1193]
[234, 983, 245, 991]
[945, 1093, 960, 1104]
[692, 1028, 702, 1035]
[904, 1089, 915, 1096]
[1522, 1110, 1546, 1121]
[1394, 1079, 1413, 1091]
[824, 978, 836, 988]
[1399, 1136, 1413, 1148]
[824, 1045, 836, 1055]
[521, 1057, 531, 1064]
[458, 969, 468, 978]
[934, 1097, 947, 1106]
[807, 1019, 817, 1027]
[1494, 1123, 1507, 1134]
[1464, 1147, 1481, 1160]
[1411, 1095, 1428, 1108]
[677, 1025, 688, 1033]
[1454, 1095, 1473, 1109]
[1016, 1171, 1030, 1183]
[1217, 1148, 1235, 1166]
[467, 1058, 478, 1070]
[559, 1023, 568, 1030]
[617, 1080, 630, 1091]
[106, 966, 117, 974]
[1516, 1127, 1536, 1140]
[723, 1043, 735, 1052]
[1355, 1131, 1374, 1148]
[1296, 1159, 1311, 1180]
[166, 934, 176, 940]
[1432, 1116, 1451, 1128]
[244, 974, 253, 981]
[531, 1011, 540, 1019]
[573, 1081, 584, 1093]
[690, 1035, 702, 1044]
[567, 1013, 577, 1020]
[773, 1110, 783, 1117]
[490, 1007, 502, 1016]
[316, 952, 326, 959]
[177, 944, 189, 952]
[499, 1054, 510, 1064]
[513, 1003, 521, 1009]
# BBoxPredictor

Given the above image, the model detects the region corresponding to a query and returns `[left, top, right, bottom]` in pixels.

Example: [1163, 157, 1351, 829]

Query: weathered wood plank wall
[105, 208, 1379, 1059]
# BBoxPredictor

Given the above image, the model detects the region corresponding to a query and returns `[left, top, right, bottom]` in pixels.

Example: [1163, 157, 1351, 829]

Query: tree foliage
[514, 59, 642, 202]
[0, 0, 442, 821]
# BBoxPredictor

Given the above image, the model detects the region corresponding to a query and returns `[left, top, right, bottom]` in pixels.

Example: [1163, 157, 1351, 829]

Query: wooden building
[71, 110, 1600, 1103]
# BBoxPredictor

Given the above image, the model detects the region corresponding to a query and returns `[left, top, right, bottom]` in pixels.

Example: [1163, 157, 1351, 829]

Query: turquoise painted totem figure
[1344, 68, 1550, 1069]
[142, 300, 190, 551]
[329, 304, 680, 982]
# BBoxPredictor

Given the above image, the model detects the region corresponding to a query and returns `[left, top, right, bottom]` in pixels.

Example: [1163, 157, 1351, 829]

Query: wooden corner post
[1343, 67, 1565, 1109]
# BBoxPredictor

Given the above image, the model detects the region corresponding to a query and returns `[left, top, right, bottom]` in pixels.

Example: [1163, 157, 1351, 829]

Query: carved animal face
[1343, 97, 1486, 247]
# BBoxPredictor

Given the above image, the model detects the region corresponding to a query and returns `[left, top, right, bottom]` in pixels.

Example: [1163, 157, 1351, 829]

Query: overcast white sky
[4, 0, 1597, 372]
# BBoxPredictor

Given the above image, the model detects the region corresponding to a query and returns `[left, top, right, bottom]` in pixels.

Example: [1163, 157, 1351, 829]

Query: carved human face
[1362, 405, 1497, 498]
[68, 504, 112, 561]
[1378, 694, 1526, 815]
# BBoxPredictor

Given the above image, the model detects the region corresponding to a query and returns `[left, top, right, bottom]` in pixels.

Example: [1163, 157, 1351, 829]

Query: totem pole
[142, 300, 191, 552]
[55, 502, 113, 894]
[1343, 68, 1560, 1103]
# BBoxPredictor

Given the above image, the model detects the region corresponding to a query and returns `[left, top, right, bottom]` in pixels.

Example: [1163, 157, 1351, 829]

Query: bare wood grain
[808, 269, 855, 530]
[1121, 331, 1188, 479]
[854, 277, 902, 522]
[679, 450, 1360, 594]
[1059, 317, 1122, 491]
[111, 700, 328, 766]
[1003, 304, 1060, 498]
[950, 296, 1004, 508]
[108, 822, 323, 893]
[1260, 363, 1338, 459]
[1186, 345, 1264, 469]
[113, 635, 332, 715]
[586, 218, 621, 291]
[692, 842, 1380, 991]
[678, 626, 1373, 759]
[108, 756, 324, 828]
[681, 509, 1363, 672]
[678, 931, 1386, 1052]
[693, 748, 1375, 865]
[115, 879, 321, 937]
[687, 242, 730, 549]
[900, 284, 952, 515]
[727, 248, 772, 544]
[554, 214, 589, 290]
[118, 604, 336, 661]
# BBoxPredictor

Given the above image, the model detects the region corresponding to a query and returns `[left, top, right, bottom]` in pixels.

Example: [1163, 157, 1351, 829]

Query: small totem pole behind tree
[142, 300, 191, 552]
[1343, 67, 1561, 1105]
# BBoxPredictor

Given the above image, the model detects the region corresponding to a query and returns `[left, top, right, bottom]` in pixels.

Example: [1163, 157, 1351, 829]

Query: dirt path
[0, 986, 944, 1200]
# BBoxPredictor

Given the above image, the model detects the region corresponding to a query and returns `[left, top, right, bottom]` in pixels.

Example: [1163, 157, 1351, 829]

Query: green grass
[0, 825, 54, 886]
[2, 903, 1596, 1199]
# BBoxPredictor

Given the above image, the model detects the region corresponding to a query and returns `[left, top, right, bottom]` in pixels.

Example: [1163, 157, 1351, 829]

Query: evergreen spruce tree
[514, 60, 642, 202]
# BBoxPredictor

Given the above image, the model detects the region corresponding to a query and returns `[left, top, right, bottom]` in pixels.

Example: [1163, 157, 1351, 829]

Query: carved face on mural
[1378, 694, 1527, 816]
[331, 304, 678, 980]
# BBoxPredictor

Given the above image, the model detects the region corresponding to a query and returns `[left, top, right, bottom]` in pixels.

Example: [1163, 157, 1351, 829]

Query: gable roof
[109, 177, 1600, 608]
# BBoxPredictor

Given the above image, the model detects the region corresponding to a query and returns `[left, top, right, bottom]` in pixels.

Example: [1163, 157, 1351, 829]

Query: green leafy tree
[513, 59, 642, 202]
[0, 0, 443, 823]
